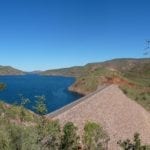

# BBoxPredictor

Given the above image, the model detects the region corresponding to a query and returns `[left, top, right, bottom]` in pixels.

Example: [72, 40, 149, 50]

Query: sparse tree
[61, 122, 80, 150]
[19, 95, 30, 122]
[83, 122, 109, 150]
[118, 133, 150, 150]
[41, 120, 61, 150]
[34, 95, 47, 116]
[33, 95, 48, 149]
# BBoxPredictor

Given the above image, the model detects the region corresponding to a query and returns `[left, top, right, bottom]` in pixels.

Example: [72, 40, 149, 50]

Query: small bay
[0, 75, 82, 113]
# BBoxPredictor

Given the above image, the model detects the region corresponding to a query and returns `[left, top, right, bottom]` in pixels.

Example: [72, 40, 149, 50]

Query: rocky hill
[41, 58, 150, 111]
[0, 65, 25, 75]
[40, 66, 84, 77]
[41, 58, 150, 77]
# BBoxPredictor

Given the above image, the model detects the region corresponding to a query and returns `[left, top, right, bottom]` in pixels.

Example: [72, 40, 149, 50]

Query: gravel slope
[48, 85, 150, 149]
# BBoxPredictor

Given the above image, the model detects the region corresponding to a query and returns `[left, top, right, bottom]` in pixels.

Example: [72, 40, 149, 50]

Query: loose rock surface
[48, 85, 150, 150]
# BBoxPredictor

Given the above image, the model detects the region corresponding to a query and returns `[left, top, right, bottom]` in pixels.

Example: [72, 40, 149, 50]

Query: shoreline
[47, 84, 109, 118]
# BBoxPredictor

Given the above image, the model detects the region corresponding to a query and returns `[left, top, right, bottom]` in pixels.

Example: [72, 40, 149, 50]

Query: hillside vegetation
[0, 66, 25, 75]
[42, 58, 150, 111]
[0, 99, 111, 150]
[0, 100, 149, 150]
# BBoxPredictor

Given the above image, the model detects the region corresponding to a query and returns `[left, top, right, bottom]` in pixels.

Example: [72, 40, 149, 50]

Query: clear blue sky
[0, 0, 150, 71]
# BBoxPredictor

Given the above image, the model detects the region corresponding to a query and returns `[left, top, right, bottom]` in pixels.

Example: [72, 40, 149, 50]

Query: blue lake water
[0, 75, 82, 113]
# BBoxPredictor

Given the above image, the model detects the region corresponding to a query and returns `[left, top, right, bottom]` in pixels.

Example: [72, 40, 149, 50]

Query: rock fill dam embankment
[47, 85, 150, 150]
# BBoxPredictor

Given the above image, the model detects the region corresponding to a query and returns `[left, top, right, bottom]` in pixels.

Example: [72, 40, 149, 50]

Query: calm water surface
[0, 75, 82, 113]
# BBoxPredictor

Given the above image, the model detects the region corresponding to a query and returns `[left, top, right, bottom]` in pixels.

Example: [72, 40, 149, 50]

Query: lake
[0, 75, 82, 113]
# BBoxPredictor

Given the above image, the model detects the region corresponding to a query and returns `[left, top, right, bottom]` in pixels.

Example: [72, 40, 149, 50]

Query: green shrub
[34, 95, 47, 116]
[118, 133, 150, 150]
[83, 122, 109, 150]
[123, 88, 128, 94]
[0, 83, 6, 91]
[61, 122, 80, 150]
[0, 125, 11, 150]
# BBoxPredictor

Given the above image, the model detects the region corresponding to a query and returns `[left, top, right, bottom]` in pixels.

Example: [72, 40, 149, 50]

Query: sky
[0, 0, 150, 71]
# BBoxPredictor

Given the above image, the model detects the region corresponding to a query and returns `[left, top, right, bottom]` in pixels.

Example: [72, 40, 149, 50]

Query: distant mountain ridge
[87, 58, 150, 72]
[0, 65, 25, 75]
[0, 58, 150, 111]
[40, 66, 84, 77]
[1, 58, 149, 76]
[41, 58, 150, 77]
